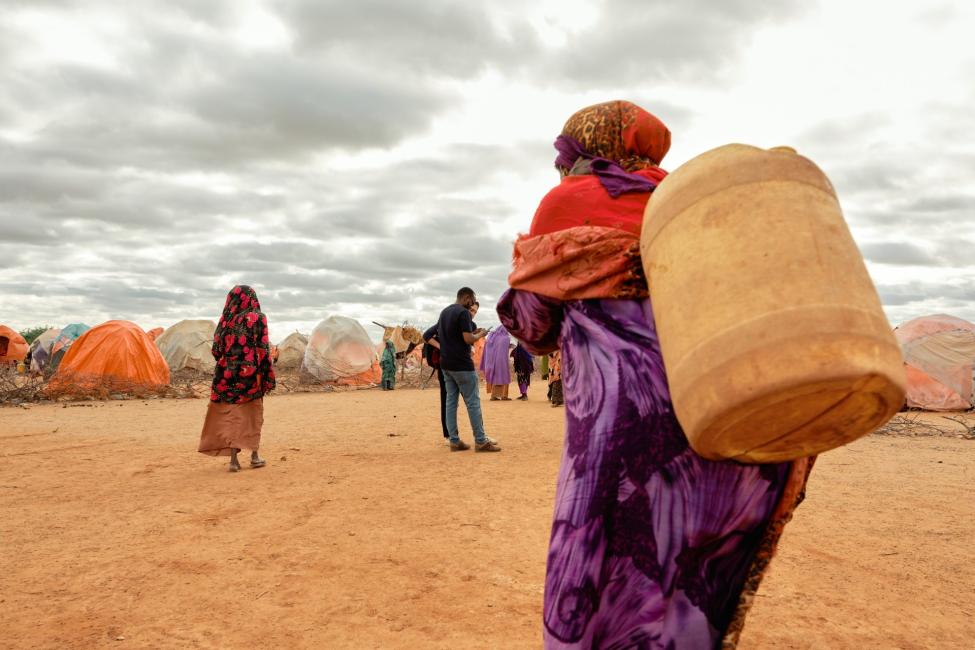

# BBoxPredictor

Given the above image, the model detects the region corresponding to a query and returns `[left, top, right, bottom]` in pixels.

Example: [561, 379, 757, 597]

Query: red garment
[529, 168, 667, 237]
[513, 167, 667, 301]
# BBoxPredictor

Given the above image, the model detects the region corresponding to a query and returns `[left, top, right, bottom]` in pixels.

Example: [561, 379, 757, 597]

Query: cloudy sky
[1, 0, 973, 343]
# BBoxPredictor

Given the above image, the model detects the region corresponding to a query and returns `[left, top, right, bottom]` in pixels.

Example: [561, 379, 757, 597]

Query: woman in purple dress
[497, 100, 813, 649]
[481, 324, 513, 400]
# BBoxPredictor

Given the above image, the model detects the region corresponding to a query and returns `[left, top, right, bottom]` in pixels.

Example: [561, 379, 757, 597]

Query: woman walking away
[198, 285, 276, 472]
[380, 339, 397, 390]
[497, 100, 813, 648]
[512, 343, 534, 400]
[547, 351, 563, 407]
[480, 325, 512, 400]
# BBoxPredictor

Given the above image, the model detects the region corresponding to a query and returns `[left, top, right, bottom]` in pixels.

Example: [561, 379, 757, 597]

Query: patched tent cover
[29, 327, 61, 372]
[50, 320, 170, 390]
[0, 325, 29, 365]
[49, 323, 91, 371]
[276, 332, 309, 370]
[303, 316, 376, 381]
[155, 320, 216, 373]
[895, 314, 975, 411]
[381, 325, 423, 354]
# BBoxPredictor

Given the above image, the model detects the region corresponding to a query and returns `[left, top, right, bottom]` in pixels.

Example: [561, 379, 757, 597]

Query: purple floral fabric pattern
[497, 289, 791, 649]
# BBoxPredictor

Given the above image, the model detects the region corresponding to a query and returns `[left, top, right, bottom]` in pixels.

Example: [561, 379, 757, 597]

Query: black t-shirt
[436, 304, 475, 371]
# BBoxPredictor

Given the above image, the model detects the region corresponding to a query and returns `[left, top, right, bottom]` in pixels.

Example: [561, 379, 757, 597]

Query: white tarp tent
[895, 314, 975, 410]
[276, 332, 309, 370]
[155, 319, 216, 373]
[303, 316, 376, 381]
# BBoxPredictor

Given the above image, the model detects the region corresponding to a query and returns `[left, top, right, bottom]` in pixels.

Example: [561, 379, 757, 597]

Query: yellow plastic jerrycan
[641, 144, 905, 463]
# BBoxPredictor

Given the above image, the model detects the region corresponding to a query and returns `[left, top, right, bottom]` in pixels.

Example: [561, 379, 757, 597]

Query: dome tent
[895, 314, 975, 411]
[275, 332, 309, 370]
[49, 320, 170, 393]
[155, 320, 216, 373]
[49, 323, 90, 371]
[29, 327, 61, 373]
[0, 325, 29, 365]
[303, 316, 377, 383]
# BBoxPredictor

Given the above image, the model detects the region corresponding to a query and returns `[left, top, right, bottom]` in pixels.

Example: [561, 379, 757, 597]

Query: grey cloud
[878, 280, 975, 309]
[541, 0, 808, 87]
[279, 0, 541, 78]
[860, 241, 940, 266]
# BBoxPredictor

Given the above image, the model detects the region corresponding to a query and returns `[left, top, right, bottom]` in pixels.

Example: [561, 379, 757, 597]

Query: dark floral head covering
[210, 285, 275, 403]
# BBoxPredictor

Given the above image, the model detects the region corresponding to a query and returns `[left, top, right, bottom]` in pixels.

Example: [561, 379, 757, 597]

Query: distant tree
[19, 326, 51, 345]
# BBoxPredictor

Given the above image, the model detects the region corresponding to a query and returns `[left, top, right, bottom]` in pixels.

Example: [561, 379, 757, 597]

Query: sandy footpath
[1, 389, 972, 649]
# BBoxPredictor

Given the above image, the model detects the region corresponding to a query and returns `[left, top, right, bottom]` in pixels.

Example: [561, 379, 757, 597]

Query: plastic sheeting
[276, 332, 309, 370]
[49, 323, 90, 371]
[382, 325, 423, 354]
[303, 316, 376, 381]
[0, 325, 29, 364]
[155, 320, 216, 373]
[29, 327, 60, 373]
[51, 320, 170, 389]
[895, 314, 975, 410]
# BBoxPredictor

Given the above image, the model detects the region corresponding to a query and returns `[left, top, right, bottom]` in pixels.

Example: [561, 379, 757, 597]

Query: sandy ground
[1, 389, 972, 649]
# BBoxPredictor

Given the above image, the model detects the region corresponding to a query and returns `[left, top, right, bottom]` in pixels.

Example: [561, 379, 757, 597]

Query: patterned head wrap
[554, 100, 671, 197]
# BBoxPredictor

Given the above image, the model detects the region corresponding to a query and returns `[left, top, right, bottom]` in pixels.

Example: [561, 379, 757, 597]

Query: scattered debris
[874, 414, 975, 439]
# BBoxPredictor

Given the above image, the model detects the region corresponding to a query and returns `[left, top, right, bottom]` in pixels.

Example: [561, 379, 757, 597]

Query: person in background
[422, 299, 480, 439]
[512, 342, 534, 401]
[380, 339, 397, 390]
[422, 324, 449, 441]
[547, 350, 563, 407]
[198, 285, 275, 472]
[437, 287, 500, 452]
[481, 324, 512, 401]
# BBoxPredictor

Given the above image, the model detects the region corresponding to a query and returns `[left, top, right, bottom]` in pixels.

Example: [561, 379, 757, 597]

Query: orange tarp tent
[0, 325, 29, 365]
[50, 320, 170, 391]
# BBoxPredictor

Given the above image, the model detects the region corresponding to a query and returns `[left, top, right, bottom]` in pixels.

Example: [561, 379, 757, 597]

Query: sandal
[250, 458, 267, 469]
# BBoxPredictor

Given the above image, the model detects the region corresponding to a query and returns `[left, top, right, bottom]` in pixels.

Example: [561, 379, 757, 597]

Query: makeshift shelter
[303, 316, 377, 383]
[29, 327, 61, 373]
[275, 332, 309, 370]
[146, 327, 164, 341]
[50, 320, 170, 391]
[895, 314, 975, 411]
[49, 323, 90, 371]
[0, 325, 29, 366]
[155, 320, 216, 373]
[376, 323, 423, 354]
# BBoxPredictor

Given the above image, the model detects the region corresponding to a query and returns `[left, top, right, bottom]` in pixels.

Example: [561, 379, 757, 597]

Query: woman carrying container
[497, 100, 813, 648]
[198, 285, 276, 472]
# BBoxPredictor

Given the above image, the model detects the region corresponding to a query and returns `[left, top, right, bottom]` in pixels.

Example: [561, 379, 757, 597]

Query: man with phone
[436, 287, 501, 452]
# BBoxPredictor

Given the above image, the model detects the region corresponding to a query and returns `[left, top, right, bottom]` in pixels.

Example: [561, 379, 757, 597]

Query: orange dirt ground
[1, 389, 972, 649]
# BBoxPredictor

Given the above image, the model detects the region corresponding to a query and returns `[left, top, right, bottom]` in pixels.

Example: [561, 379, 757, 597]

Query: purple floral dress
[498, 290, 792, 649]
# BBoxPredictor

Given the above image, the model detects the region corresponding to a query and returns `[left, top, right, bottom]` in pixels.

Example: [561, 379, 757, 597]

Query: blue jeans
[442, 369, 487, 444]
